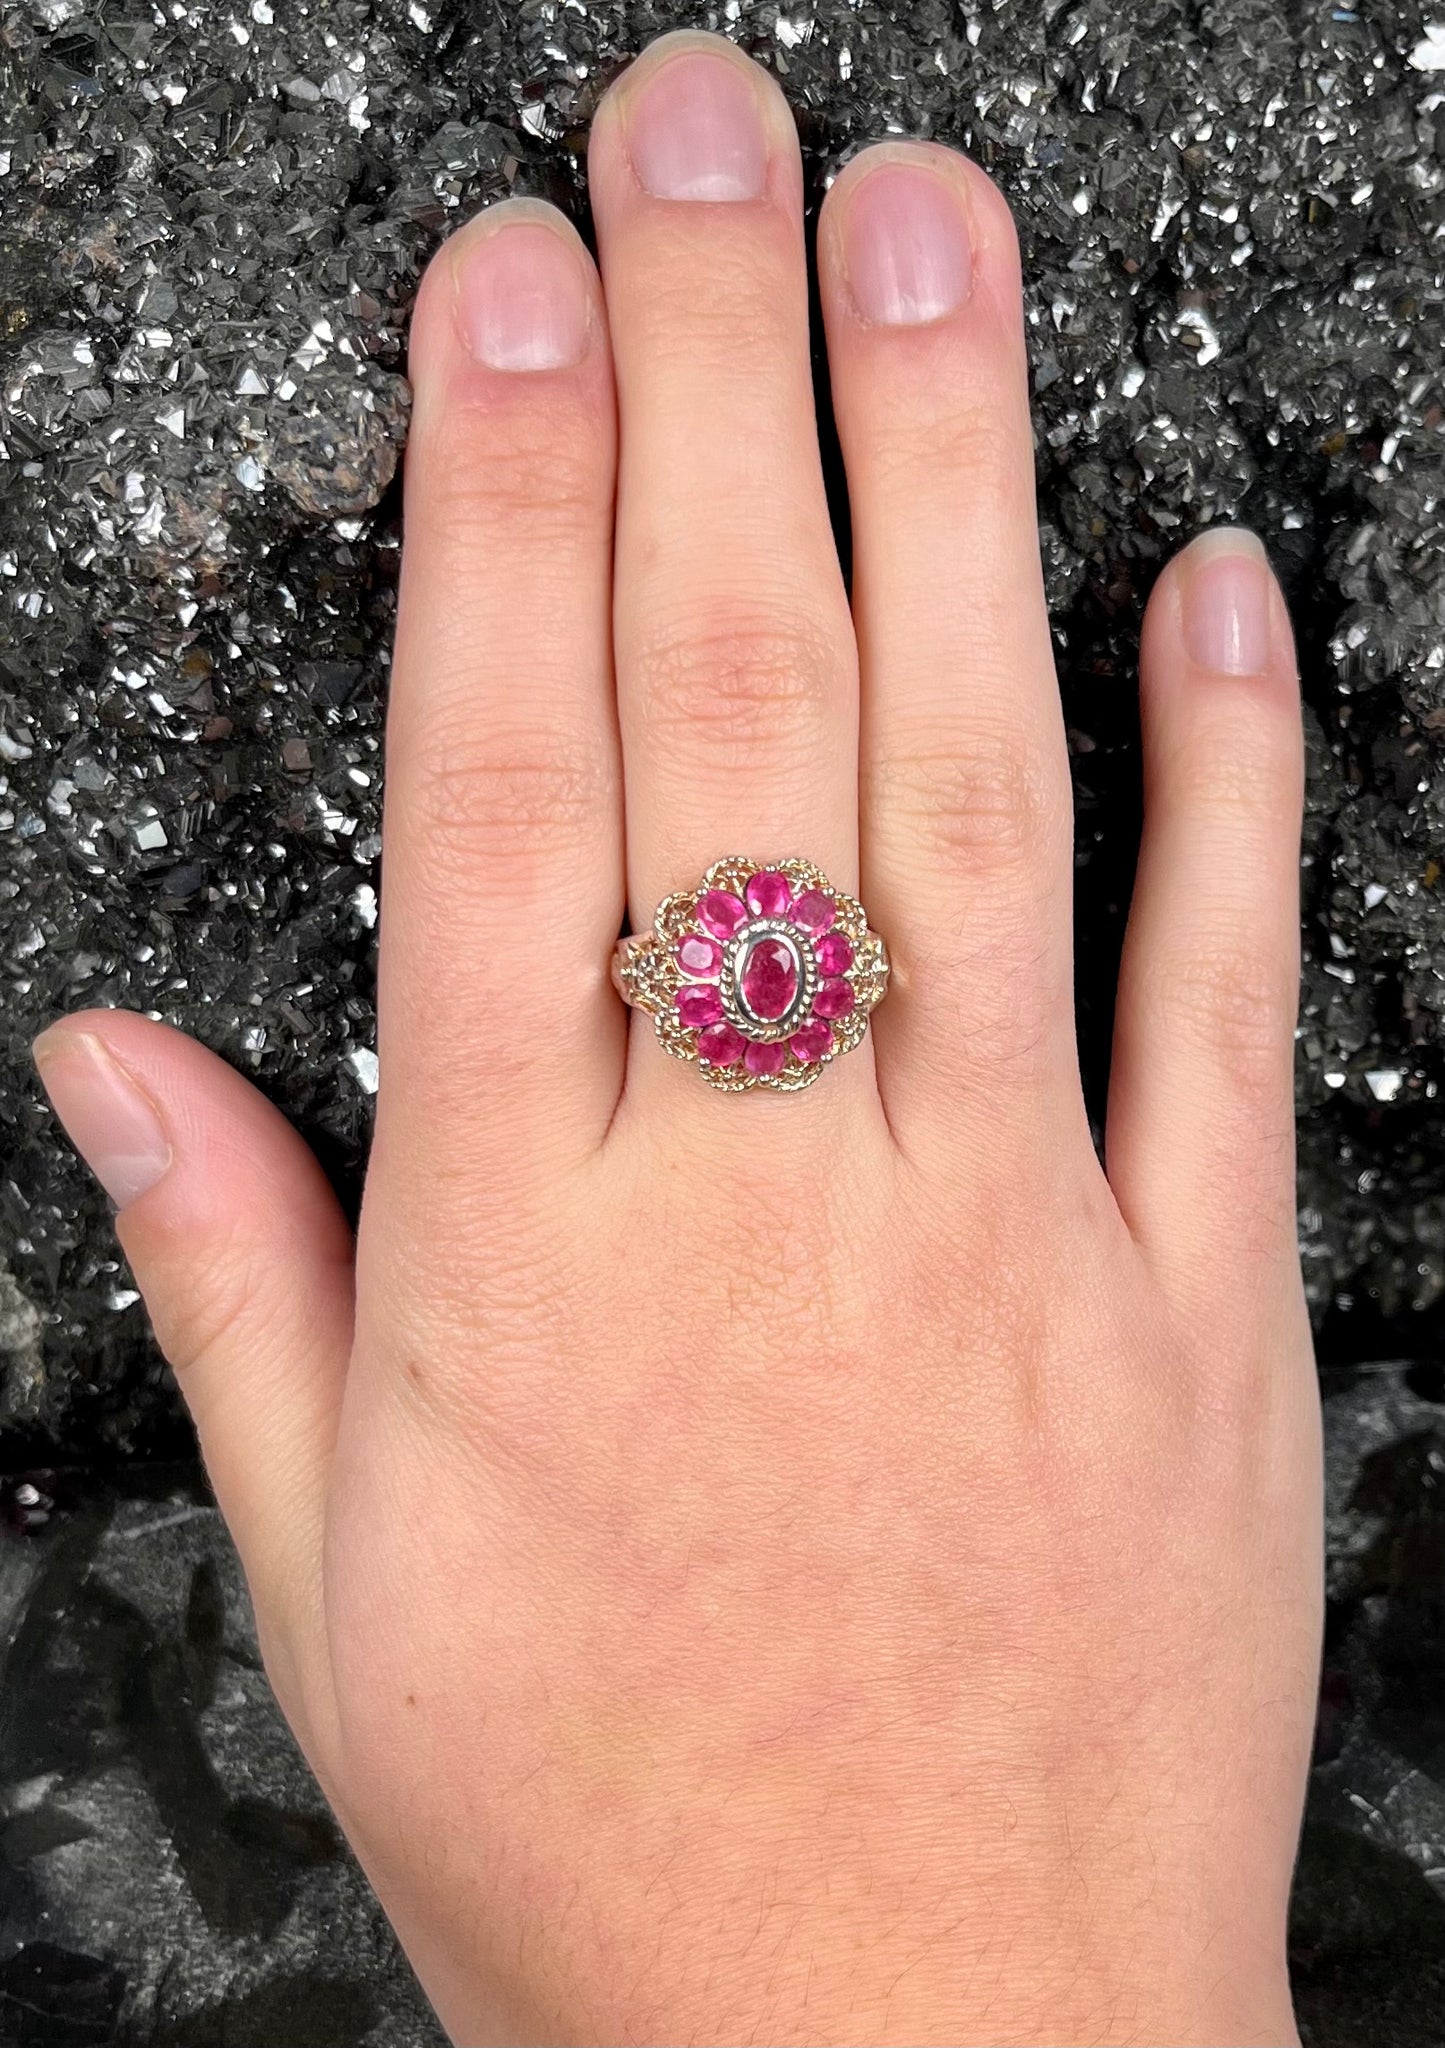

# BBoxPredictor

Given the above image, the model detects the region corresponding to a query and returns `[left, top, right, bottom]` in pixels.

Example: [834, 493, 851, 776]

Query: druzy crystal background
[1, 1, 1443, 2042]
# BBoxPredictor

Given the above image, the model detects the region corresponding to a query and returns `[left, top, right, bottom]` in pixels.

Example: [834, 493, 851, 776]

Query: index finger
[372, 201, 622, 1240]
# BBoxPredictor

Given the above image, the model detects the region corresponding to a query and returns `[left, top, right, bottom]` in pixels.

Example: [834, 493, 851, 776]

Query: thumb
[33, 1009, 354, 1707]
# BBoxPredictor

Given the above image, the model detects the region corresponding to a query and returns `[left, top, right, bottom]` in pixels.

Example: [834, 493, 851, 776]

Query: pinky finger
[1106, 530, 1304, 1322]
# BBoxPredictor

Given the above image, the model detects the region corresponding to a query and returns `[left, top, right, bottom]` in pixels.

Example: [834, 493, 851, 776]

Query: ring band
[613, 857, 889, 1091]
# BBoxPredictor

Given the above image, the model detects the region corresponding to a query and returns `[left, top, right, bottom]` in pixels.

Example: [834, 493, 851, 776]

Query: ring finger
[588, 35, 863, 1098]
[819, 147, 1085, 1158]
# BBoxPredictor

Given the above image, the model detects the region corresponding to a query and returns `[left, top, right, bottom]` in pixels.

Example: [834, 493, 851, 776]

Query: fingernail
[453, 216, 590, 371]
[33, 1029, 172, 1210]
[843, 160, 973, 325]
[1180, 528, 1273, 677]
[624, 49, 768, 202]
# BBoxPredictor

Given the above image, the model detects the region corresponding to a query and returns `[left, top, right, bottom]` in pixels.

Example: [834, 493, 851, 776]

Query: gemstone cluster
[615, 856, 889, 1092]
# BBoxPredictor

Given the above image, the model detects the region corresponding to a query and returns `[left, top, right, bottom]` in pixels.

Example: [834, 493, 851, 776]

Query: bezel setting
[722, 918, 814, 1040]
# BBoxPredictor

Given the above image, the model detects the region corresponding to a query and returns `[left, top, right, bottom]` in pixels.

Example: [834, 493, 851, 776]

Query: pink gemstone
[744, 1040, 787, 1077]
[699, 889, 747, 939]
[675, 984, 723, 1028]
[790, 889, 836, 935]
[815, 932, 854, 976]
[739, 934, 799, 1022]
[790, 1020, 833, 1064]
[697, 1021, 746, 1066]
[812, 978, 855, 1021]
[745, 870, 793, 918]
[676, 931, 722, 977]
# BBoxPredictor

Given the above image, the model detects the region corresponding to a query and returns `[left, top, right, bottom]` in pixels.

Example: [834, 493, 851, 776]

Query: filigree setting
[613, 856, 890, 1092]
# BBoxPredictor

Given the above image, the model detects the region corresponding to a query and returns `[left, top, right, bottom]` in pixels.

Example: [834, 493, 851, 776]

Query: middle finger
[589, 35, 859, 970]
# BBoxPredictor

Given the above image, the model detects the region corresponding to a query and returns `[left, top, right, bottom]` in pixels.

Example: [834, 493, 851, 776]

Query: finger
[588, 35, 859, 986]
[378, 199, 622, 1210]
[818, 146, 1084, 1150]
[32, 1011, 353, 1708]
[1106, 530, 1303, 1314]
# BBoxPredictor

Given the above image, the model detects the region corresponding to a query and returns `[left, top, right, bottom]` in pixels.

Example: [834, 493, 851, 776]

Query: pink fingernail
[1180, 528, 1273, 677]
[453, 217, 591, 371]
[843, 161, 973, 325]
[624, 50, 768, 201]
[33, 1029, 171, 1209]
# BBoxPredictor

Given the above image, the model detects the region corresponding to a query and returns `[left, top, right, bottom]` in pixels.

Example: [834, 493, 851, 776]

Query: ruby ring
[613, 857, 889, 1091]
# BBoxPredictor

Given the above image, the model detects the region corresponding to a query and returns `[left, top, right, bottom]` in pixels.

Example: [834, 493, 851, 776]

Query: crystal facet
[697, 1021, 746, 1066]
[812, 978, 855, 1020]
[738, 933, 799, 1022]
[745, 870, 792, 918]
[790, 1020, 833, 1064]
[699, 889, 748, 939]
[676, 932, 723, 977]
[815, 932, 854, 976]
[790, 889, 836, 934]
[743, 1040, 787, 1077]
[676, 984, 724, 1028]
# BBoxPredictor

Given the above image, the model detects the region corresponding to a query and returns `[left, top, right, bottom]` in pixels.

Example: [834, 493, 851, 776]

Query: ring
[613, 857, 889, 1092]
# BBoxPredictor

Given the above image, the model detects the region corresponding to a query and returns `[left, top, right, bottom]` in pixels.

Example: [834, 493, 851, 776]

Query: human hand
[35, 31, 1320, 2047]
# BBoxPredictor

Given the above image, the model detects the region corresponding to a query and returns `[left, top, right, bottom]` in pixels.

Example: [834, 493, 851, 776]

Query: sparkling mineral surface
[2, 0, 1441, 1442]
[1, 1, 1443, 2037]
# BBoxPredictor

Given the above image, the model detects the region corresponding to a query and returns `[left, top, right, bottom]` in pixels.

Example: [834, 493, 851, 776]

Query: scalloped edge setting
[614, 857, 890, 1093]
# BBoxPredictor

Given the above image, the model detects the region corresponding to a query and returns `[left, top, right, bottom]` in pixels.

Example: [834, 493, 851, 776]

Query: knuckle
[404, 739, 610, 877]
[142, 1230, 276, 1382]
[1164, 728, 1299, 821]
[912, 924, 1067, 1085]
[869, 392, 1030, 515]
[1152, 939, 1297, 1072]
[628, 231, 796, 361]
[418, 394, 608, 544]
[631, 603, 850, 767]
[873, 726, 1062, 882]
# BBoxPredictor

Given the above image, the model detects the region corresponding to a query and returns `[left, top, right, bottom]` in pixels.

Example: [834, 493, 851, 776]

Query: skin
[34, 32, 1321, 2048]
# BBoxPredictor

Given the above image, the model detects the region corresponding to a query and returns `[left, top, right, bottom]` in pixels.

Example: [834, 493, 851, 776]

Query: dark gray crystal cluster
[3, 0, 1444, 1441]
[1, 0, 1444, 2041]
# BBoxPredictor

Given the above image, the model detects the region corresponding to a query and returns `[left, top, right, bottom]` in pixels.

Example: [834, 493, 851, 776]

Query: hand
[35, 31, 1320, 2047]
